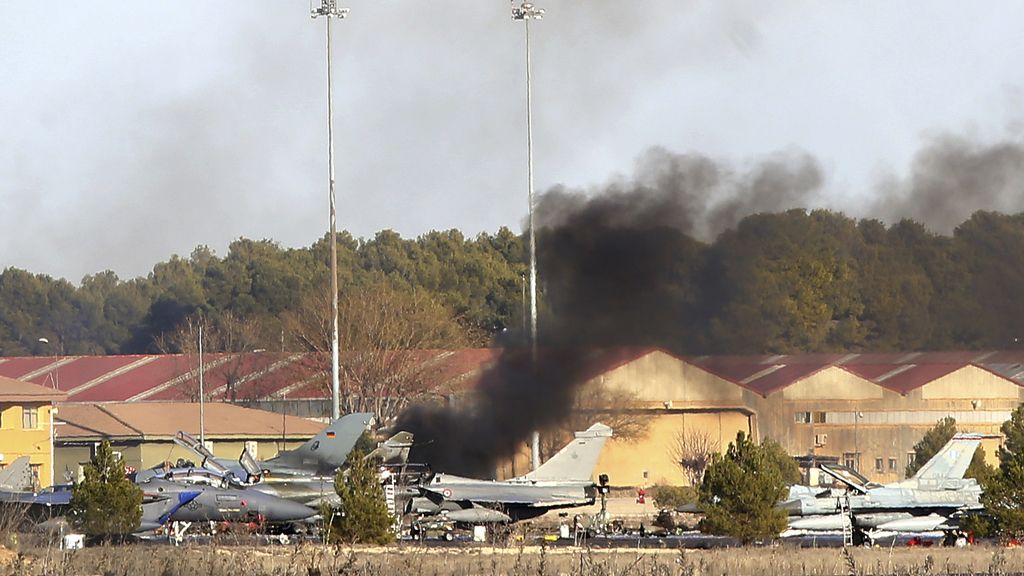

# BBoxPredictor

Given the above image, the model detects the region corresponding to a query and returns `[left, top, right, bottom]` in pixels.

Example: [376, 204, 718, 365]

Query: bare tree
[670, 428, 719, 487]
[539, 384, 650, 461]
[154, 312, 275, 402]
[282, 279, 480, 425]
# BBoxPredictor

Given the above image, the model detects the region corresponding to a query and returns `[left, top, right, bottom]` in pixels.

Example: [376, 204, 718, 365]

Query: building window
[22, 407, 38, 429]
[875, 458, 883, 472]
[889, 458, 897, 471]
[29, 464, 40, 490]
[843, 452, 860, 471]
[245, 441, 258, 459]
[794, 412, 811, 424]
[907, 452, 916, 469]
[813, 411, 826, 424]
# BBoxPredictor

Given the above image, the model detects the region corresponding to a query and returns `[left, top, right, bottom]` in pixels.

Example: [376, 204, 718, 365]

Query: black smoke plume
[393, 148, 823, 477]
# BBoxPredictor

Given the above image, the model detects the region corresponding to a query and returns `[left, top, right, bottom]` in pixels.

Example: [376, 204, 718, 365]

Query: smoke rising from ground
[396, 150, 828, 475]
[871, 134, 1024, 234]
[394, 350, 589, 478]
[395, 133, 1024, 476]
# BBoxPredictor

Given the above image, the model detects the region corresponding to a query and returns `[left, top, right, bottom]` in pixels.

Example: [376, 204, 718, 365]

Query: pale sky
[3, 2, 1024, 281]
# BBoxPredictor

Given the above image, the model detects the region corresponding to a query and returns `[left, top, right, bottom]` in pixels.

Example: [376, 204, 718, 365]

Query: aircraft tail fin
[0, 457, 33, 491]
[366, 431, 414, 466]
[519, 423, 613, 483]
[270, 412, 374, 474]
[911, 433, 983, 483]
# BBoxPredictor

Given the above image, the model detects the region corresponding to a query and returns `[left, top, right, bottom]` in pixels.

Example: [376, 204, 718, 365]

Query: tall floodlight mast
[312, 0, 350, 420]
[512, 1, 544, 471]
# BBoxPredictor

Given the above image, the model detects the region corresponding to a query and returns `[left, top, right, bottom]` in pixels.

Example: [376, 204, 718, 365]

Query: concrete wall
[594, 411, 751, 488]
[751, 364, 1020, 484]
[581, 359, 1022, 487]
[920, 365, 1023, 401]
[596, 351, 743, 406]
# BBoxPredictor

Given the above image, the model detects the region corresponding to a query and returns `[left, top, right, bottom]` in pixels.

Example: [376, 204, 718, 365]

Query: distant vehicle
[408, 423, 613, 523]
[782, 433, 987, 544]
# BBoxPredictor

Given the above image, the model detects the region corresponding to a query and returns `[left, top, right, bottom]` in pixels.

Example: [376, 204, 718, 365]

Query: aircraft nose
[251, 493, 316, 521]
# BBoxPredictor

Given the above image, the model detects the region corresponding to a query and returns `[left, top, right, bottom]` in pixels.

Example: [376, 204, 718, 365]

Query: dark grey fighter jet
[409, 423, 613, 523]
[136, 478, 316, 531]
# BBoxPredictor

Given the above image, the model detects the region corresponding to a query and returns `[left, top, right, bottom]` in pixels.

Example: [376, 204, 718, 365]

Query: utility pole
[312, 0, 349, 420]
[512, 0, 545, 471]
[198, 324, 205, 446]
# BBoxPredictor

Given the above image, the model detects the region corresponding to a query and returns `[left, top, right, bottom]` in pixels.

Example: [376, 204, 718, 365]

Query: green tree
[328, 449, 393, 545]
[762, 437, 802, 485]
[981, 406, 1024, 537]
[352, 431, 376, 455]
[906, 416, 993, 481]
[698, 432, 789, 543]
[998, 405, 1024, 465]
[68, 440, 142, 539]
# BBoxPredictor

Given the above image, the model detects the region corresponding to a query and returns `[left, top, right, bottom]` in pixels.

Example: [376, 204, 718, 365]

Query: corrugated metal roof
[851, 363, 964, 394]
[3, 348, 1024, 402]
[741, 363, 829, 396]
[0, 357, 59, 380]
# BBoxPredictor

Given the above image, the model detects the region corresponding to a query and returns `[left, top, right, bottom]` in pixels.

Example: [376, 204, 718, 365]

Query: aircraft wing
[0, 487, 72, 507]
[421, 483, 590, 508]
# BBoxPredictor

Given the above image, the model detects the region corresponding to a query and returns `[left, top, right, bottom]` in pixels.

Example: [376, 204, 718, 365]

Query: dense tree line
[5, 210, 1024, 356]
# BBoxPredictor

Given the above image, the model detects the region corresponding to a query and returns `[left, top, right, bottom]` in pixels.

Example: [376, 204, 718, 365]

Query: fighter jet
[408, 423, 613, 523]
[162, 413, 413, 508]
[171, 412, 376, 480]
[136, 478, 316, 531]
[782, 433, 988, 543]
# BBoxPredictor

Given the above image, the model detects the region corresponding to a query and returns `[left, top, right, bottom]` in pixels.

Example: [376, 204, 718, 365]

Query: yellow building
[0, 375, 66, 488]
[54, 402, 325, 482]
[492, 349, 755, 487]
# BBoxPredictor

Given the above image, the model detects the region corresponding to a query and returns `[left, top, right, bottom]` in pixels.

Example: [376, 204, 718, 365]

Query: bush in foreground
[698, 432, 788, 543]
[327, 449, 394, 545]
[68, 439, 142, 539]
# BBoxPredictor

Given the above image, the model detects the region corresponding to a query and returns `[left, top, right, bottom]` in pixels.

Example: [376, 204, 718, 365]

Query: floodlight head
[512, 1, 544, 21]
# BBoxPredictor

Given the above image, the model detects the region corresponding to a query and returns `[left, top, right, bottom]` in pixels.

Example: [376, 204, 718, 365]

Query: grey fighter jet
[136, 478, 316, 531]
[163, 413, 413, 508]
[782, 433, 988, 543]
[171, 412, 375, 479]
[408, 423, 613, 523]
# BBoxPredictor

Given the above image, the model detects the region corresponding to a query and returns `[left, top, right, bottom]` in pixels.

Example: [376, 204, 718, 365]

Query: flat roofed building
[54, 402, 324, 483]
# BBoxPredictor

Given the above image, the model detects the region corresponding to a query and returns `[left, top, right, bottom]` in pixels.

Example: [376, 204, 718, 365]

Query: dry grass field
[5, 542, 1024, 576]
